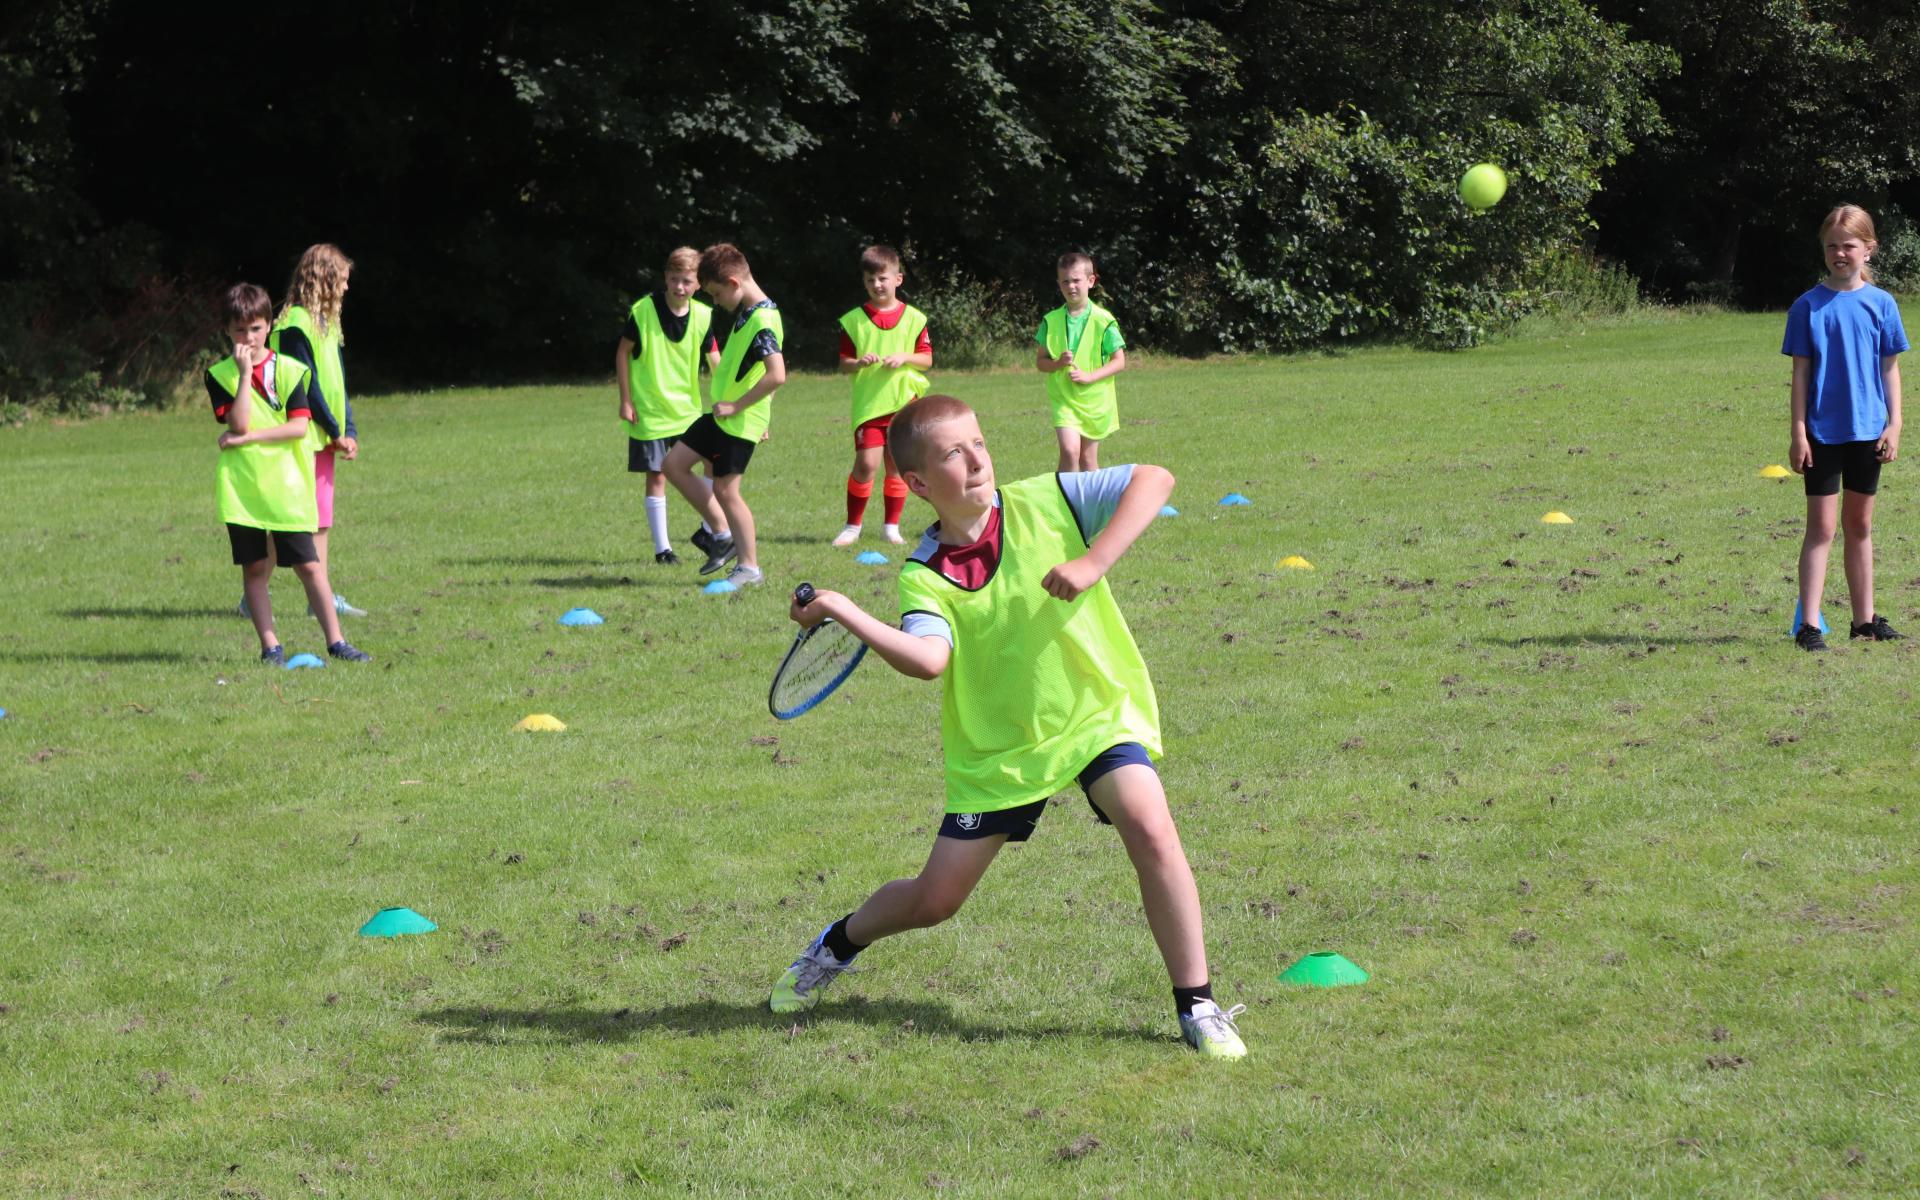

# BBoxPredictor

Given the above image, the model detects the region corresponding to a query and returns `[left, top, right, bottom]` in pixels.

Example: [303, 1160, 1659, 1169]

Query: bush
[1521, 245, 1642, 319]
[1872, 207, 1920, 297]
[911, 269, 1032, 372]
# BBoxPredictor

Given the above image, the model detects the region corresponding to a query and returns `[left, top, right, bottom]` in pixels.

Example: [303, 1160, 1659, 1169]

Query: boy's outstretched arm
[791, 588, 949, 680]
[1042, 464, 1175, 601]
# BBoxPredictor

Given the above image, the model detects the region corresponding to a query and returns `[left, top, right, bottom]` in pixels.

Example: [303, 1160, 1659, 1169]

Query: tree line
[2, 0, 1916, 412]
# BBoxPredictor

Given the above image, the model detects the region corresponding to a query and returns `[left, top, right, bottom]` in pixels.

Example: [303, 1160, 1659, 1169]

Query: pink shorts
[315, 448, 336, 529]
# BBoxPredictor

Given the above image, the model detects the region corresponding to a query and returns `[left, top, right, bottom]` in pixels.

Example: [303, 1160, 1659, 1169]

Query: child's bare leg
[850, 444, 882, 487]
[1091, 764, 1208, 988]
[1078, 439, 1101, 472]
[290, 561, 344, 645]
[241, 560, 277, 650]
[1055, 427, 1082, 474]
[664, 443, 728, 535]
[712, 474, 757, 569]
[844, 834, 1007, 945]
[644, 471, 668, 499]
[1840, 489, 1876, 625]
[1797, 493, 1839, 623]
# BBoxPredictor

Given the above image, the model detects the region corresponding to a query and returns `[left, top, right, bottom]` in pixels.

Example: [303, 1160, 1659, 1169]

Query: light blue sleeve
[902, 610, 953, 647]
[1057, 464, 1137, 542]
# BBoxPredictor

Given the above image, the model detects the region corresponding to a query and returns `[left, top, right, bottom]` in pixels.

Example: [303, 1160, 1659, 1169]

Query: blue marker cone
[856, 550, 890, 565]
[1159, 505, 1180, 517]
[285, 653, 327, 669]
[1218, 492, 1252, 507]
[558, 607, 604, 626]
[702, 579, 738, 595]
[359, 906, 436, 937]
[1788, 599, 1830, 638]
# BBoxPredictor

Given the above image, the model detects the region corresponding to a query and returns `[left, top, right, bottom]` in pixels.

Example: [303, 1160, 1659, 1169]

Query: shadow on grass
[527, 574, 677, 590]
[442, 555, 603, 568]
[0, 649, 196, 664]
[422, 997, 1164, 1046]
[1481, 632, 1746, 648]
[55, 606, 234, 620]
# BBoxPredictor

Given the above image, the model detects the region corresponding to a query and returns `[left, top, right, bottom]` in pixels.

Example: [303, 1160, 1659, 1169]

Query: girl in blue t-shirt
[1782, 204, 1909, 649]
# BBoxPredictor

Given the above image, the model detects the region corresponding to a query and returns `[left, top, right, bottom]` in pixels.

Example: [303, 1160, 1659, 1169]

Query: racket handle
[794, 582, 816, 606]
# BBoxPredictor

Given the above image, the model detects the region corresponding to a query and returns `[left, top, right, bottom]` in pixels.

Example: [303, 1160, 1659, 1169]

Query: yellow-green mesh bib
[208, 354, 319, 532]
[714, 305, 784, 442]
[897, 474, 1160, 814]
[839, 304, 929, 426]
[626, 296, 713, 440]
[1040, 302, 1119, 439]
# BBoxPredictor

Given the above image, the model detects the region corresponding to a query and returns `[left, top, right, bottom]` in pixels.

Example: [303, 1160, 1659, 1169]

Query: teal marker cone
[1788, 599, 1829, 638]
[1278, 951, 1369, 987]
[856, 550, 889, 565]
[359, 906, 436, 937]
[702, 579, 738, 595]
[558, 607, 604, 626]
[1159, 505, 1180, 517]
[1219, 492, 1253, 507]
[284, 653, 326, 670]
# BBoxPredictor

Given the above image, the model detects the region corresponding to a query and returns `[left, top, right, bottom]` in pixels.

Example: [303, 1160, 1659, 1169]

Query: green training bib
[1040, 302, 1120, 439]
[209, 353, 319, 532]
[839, 304, 929, 427]
[625, 295, 713, 441]
[713, 304, 784, 442]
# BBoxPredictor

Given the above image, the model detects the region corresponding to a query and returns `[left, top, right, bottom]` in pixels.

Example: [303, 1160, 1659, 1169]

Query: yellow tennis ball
[1459, 163, 1508, 210]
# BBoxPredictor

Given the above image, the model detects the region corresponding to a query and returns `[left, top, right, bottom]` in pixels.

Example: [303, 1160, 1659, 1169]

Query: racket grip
[794, 582, 816, 606]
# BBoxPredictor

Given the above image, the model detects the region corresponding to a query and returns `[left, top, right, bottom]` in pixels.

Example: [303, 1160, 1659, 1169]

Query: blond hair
[886, 393, 976, 474]
[1819, 205, 1878, 283]
[664, 246, 700, 276]
[281, 243, 355, 342]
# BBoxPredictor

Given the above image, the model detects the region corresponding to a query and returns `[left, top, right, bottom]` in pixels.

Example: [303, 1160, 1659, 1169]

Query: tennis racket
[769, 582, 869, 719]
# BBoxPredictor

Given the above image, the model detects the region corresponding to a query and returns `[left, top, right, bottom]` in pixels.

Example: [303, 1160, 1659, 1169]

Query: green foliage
[1871, 208, 1920, 297]
[908, 269, 1031, 371]
[1522, 244, 1643, 319]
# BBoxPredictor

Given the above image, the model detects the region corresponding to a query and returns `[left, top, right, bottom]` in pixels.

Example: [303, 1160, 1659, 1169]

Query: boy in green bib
[663, 243, 785, 587]
[832, 244, 932, 547]
[1035, 251, 1128, 472]
[616, 246, 724, 564]
[207, 283, 370, 665]
[770, 394, 1247, 1059]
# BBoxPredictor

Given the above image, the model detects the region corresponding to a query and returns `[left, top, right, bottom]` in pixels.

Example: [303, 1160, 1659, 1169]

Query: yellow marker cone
[1278, 555, 1315, 570]
[1759, 464, 1791, 479]
[514, 713, 566, 732]
[1540, 511, 1574, 525]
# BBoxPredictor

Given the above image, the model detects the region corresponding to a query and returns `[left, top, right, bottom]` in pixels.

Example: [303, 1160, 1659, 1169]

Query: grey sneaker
[770, 928, 855, 1014]
[1179, 1000, 1248, 1059]
[328, 640, 372, 663]
[333, 594, 368, 618]
[236, 597, 252, 619]
[699, 535, 738, 576]
[725, 564, 765, 588]
[260, 644, 286, 666]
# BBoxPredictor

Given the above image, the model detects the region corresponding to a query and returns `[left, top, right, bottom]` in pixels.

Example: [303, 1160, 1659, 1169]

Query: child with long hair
[1782, 205, 1908, 649]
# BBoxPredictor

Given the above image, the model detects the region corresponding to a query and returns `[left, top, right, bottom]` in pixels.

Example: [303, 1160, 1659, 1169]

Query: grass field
[1, 307, 1915, 1198]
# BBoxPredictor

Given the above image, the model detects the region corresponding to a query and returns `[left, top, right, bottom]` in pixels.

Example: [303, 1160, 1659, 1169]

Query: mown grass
[1, 308, 1915, 1198]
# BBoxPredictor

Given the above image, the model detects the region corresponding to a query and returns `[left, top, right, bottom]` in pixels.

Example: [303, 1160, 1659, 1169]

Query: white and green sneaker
[770, 928, 854, 1014]
[1179, 999, 1248, 1059]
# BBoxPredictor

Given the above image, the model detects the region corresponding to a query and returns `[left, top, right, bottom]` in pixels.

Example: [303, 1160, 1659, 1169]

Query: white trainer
[1179, 999, 1248, 1059]
[881, 524, 906, 544]
[726, 564, 765, 587]
[832, 524, 863, 547]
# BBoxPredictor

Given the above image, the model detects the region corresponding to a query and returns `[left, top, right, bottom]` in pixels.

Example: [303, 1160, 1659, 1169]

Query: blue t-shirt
[1781, 283, 1909, 444]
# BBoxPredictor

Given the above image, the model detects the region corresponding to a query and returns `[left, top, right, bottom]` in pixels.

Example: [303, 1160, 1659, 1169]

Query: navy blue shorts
[937, 742, 1155, 841]
[1805, 438, 1883, 497]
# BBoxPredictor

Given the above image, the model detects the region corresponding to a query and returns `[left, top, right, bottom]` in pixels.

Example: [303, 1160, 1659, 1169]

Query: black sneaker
[328, 640, 372, 662]
[655, 548, 682, 565]
[1795, 623, 1829, 652]
[260, 644, 286, 665]
[699, 535, 738, 576]
[1850, 614, 1905, 641]
[689, 527, 716, 556]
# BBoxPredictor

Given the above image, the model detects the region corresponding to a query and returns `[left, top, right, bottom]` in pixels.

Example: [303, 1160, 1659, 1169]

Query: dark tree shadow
[1481, 632, 1746, 648]
[55, 606, 234, 620]
[528, 574, 674, 590]
[0, 650, 195, 664]
[421, 997, 1165, 1047]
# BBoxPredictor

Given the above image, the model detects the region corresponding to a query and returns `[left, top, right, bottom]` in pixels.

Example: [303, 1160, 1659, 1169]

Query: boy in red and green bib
[1035, 250, 1128, 472]
[206, 283, 370, 664]
[768, 394, 1248, 1059]
[832, 244, 931, 547]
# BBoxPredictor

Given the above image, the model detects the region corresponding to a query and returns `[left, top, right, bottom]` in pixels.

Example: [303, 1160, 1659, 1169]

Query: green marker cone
[1278, 951, 1368, 987]
[359, 906, 437, 937]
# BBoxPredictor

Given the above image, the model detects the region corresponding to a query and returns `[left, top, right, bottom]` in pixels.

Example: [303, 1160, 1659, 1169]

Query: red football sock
[882, 476, 909, 526]
[846, 476, 874, 525]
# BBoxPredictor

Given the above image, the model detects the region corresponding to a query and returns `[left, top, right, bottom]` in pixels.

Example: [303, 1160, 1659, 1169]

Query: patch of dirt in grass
[1055, 1134, 1101, 1160]
[1704, 1054, 1748, 1071]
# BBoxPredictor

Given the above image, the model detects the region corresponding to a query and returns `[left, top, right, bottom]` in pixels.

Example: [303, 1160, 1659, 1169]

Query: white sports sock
[644, 496, 671, 553]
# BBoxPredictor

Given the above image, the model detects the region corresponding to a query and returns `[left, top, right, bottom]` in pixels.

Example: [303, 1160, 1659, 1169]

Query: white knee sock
[644, 495, 671, 553]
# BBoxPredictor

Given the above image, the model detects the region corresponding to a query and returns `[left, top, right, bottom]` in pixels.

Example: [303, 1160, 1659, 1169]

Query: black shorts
[227, 524, 318, 567]
[627, 435, 677, 473]
[676, 413, 756, 478]
[937, 743, 1155, 841]
[1805, 439, 1884, 497]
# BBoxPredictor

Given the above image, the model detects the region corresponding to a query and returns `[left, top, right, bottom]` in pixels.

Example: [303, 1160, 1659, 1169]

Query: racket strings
[771, 623, 865, 715]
